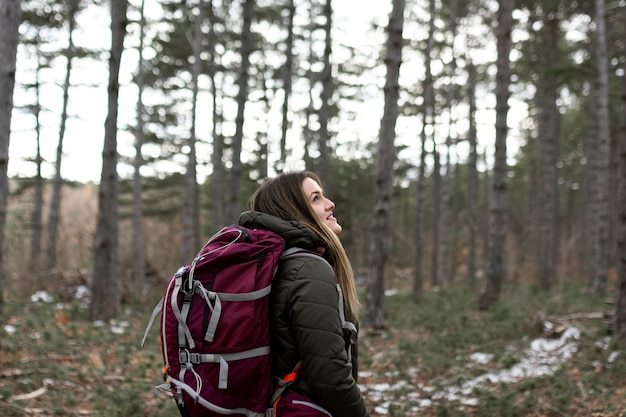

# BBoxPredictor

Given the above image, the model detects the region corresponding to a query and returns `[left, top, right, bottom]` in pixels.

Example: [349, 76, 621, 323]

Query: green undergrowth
[358, 282, 626, 416]
[0, 282, 624, 417]
[0, 296, 178, 417]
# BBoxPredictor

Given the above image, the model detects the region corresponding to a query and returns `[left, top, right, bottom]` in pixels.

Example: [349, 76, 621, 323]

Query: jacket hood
[238, 211, 321, 252]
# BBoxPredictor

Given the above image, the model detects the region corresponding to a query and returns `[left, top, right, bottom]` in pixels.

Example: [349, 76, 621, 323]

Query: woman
[238, 171, 369, 417]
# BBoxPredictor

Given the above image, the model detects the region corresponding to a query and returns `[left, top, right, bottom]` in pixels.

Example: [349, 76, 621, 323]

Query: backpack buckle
[179, 349, 190, 364]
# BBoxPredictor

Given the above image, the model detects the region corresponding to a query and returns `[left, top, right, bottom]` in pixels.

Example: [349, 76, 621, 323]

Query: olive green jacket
[238, 211, 369, 417]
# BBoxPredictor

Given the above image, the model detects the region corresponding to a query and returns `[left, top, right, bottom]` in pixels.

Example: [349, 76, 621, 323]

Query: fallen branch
[10, 386, 48, 401]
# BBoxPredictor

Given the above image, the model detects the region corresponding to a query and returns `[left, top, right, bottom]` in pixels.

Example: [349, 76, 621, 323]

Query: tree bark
[536, 13, 560, 292]
[0, 0, 21, 317]
[227, 0, 254, 222]
[467, 59, 478, 286]
[588, 0, 610, 295]
[133, 0, 147, 290]
[90, 0, 127, 321]
[413, 0, 435, 302]
[479, 0, 513, 311]
[46, 0, 80, 275]
[30, 63, 43, 279]
[182, 2, 203, 262]
[207, 0, 225, 231]
[365, 0, 405, 329]
[613, 10, 626, 343]
[317, 0, 332, 186]
[277, 0, 295, 174]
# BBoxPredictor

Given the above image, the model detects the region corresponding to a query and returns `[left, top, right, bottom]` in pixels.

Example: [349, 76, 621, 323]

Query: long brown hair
[249, 171, 360, 317]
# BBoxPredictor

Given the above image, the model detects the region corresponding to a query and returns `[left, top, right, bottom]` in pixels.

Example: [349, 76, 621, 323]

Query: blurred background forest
[2, 0, 625, 328]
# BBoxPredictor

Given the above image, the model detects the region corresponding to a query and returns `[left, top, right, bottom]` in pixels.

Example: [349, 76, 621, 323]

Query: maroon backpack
[142, 225, 302, 417]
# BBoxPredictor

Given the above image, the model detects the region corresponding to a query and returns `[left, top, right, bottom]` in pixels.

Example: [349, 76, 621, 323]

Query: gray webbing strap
[172, 274, 195, 350]
[165, 374, 265, 417]
[336, 284, 358, 362]
[194, 283, 222, 343]
[141, 297, 163, 348]
[178, 346, 270, 389]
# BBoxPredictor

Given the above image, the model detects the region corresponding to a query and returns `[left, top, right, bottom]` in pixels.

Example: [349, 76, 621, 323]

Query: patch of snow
[109, 319, 129, 334]
[385, 289, 399, 297]
[470, 352, 494, 364]
[31, 291, 53, 303]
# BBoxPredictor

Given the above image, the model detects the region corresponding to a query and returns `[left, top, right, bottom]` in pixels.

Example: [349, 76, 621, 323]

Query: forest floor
[1, 279, 625, 417]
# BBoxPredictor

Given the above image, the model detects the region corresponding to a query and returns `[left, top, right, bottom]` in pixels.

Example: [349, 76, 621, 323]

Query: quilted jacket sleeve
[282, 256, 369, 417]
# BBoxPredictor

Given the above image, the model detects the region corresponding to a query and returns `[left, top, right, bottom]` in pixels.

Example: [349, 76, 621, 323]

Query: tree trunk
[30, 63, 43, 279]
[479, 0, 513, 311]
[277, 0, 295, 174]
[467, 59, 478, 286]
[46, 0, 79, 276]
[413, 0, 435, 303]
[437, 0, 458, 287]
[431, 145, 441, 287]
[365, 0, 404, 329]
[613, 11, 626, 343]
[317, 0, 332, 186]
[207, 0, 225, 231]
[227, 0, 254, 222]
[0, 0, 21, 317]
[133, 0, 147, 291]
[588, 0, 610, 295]
[536, 13, 560, 291]
[90, 0, 127, 321]
[182, 2, 203, 262]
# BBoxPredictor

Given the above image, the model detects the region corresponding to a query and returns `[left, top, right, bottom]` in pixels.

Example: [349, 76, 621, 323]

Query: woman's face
[302, 177, 342, 235]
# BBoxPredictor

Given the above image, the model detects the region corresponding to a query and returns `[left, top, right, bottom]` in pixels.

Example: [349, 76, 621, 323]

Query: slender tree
[413, 0, 435, 302]
[133, 0, 147, 289]
[29, 59, 44, 278]
[317, 0, 332, 185]
[207, 0, 226, 231]
[365, 0, 405, 329]
[536, 9, 561, 291]
[90, 0, 128, 320]
[613, 9, 626, 343]
[588, 0, 610, 295]
[277, 0, 295, 173]
[479, 0, 513, 310]
[226, 0, 254, 222]
[467, 58, 478, 285]
[46, 0, 81, 275]
[0, 0, 22, 317]
[181, 1, 203, 262]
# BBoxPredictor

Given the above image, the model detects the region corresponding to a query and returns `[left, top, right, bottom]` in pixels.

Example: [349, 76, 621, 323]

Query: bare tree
[317, 0, 332, 185]
[588, 0, 610, 295]
[207, 0, 225, 231]
[30, 61, 44, 278]
[412, 0, 435, 302]
[90, 0, 128, 321]
[0, 0, 22, 317]
[536, 11, 561, 292]
[613, 10, 626, 343]
[467, 59, 478, 286]
[181, 1, 203, 262]
[365, 0, 405, 329]
[226, 0, 254, 222]
[133, 0, 147, 289]
[46, 0, 81, 276]
[479, 0, 513, 311]
[277, 0, 295, 174]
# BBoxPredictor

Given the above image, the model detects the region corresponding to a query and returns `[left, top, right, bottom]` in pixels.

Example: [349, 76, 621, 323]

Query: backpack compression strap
[268, 360, 303, 417]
